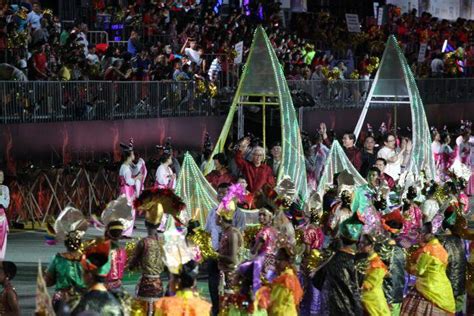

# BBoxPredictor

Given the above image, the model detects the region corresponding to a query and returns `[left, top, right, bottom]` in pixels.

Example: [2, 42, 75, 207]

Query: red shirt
[380, 173, 395, 189]
[205, 169, 236, 190]
[344, 146, 362, 170]
[33, 52, 47, 77]
[234, 151, 275, 193]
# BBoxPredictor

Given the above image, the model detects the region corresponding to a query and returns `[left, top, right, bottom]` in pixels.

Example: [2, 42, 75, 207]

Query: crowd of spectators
[1, 0, 474, 84]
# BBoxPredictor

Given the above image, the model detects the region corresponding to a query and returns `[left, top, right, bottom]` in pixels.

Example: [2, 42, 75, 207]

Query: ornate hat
[51, 206, 88, 241]
[339, 212, 364, 241]
[381, 209, 404, 234]
[217, 183, 246, 221]
[92, 195, 133, 232]
[81, 240, 111, 277]
[134, 188, 186, 226]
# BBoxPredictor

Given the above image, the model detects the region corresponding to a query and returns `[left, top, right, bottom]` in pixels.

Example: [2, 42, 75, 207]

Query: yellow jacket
[361, 253, 391, 316]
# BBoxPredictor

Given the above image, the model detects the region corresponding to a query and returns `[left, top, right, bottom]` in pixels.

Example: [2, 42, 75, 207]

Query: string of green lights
[175, 152, 219, 226]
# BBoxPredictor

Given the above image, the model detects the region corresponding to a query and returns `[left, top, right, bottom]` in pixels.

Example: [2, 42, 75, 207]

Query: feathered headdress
[134, 188, 186, 226]
[340, 212, 364, 241]
[217, 183, 246, 221]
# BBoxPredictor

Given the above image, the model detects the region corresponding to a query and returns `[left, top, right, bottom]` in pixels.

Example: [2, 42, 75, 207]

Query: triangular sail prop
[175, 152, 218, 226]
[317, 140, 367, 196]
[353, 35, 435, 179]
[204, 26, 308, 201]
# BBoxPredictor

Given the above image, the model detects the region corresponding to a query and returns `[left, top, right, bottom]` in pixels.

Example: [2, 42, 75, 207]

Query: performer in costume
[216, 197, 243, 295]
[352, 167, 385, 234]
[131, 187, 186, 315]
[119, 139, 144, 237]
[257, 247, 303, 316]
[154, 260, 211, 316]
[421, 182, 440, 223]
[0, 261, 19, 316]
[300, 209, 325, 316]
[401, 222, 456, 315]
[0, 170, 10, 260]
[251, 207, 279, 291]
[155, 152, 176, 189]
[438, 208, 467, 315]
[219, 261, 268, 316]
[45, 206, 88, 312]
[93, 195, 134, 292]
[401, 186, 423, 240]
[104, 220, 127, 292]
[312, 213, 364, 315]
[359, 234, 391, 316]
[351, 167, 381, 215]
[439, 133, 456, 182]
[327, 189, 353, 237]
[72, 240, 124, 316]
[431, 129, 442, 180]
[128, 221, 165, 315]
[379, 209, 406, 316]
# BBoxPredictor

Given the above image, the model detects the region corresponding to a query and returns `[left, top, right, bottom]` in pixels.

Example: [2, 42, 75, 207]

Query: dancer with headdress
[155, 151, 176, 190]
[401, 223, 455, 315]
[312, 213, 364, 315]
[72, 240, 125, 315]
[93, 195, 134, 292]
[299, 202, 325, 316]
[257, 247, 303, 316]
[119, 138, 144, 237]
[0, 170, 10, 260]
[379, 209, 406, 316]
[129, 188, 182, 315]
[216, 190, 244, 296]
[438, 207, 467, 315]
[251, 207, 279, 291]
[154, 243, 211, 316]
[359, 234, 391, 316]
[45, 206, 88, 312]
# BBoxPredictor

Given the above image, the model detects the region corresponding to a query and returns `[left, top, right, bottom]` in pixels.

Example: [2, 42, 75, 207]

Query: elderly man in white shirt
[377, 133, 407, 181]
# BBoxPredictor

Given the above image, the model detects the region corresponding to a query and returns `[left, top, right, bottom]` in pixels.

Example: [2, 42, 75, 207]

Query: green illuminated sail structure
[176, 152, 218, 225]
[204, 26, 308, 201]
[316, 140, 367, 196]
[354, 35, 435, 179]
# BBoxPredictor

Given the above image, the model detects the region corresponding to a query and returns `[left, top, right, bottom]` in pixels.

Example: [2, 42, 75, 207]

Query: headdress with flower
[217, 183, 246, 221]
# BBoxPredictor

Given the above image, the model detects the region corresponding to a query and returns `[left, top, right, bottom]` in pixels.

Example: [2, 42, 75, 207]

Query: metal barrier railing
[0, 81, 217, 124]
[1, 78, 473, 124]
[287, 78, 474, 108]
[87, 31, 109, 45]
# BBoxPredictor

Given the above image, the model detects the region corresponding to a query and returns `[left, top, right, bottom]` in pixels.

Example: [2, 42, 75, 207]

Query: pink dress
[252, 226, 278, 292]
[105, 246, 127, 290]
[119, 163, 138, 237]
[439, 144, 456, 182]
[401, 204, 423, 243]
[0, 185, 9, 260]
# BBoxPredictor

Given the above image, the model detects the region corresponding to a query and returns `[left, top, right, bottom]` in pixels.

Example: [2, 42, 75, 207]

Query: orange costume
[153, 290, 211, 316]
